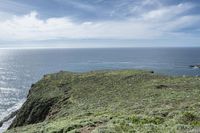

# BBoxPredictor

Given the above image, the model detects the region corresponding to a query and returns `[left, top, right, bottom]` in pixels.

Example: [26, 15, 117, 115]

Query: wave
[0, 99, 25, 133]
[0, 87, 17, 92]
[0, 117, 15, 133]
[0, 75, 17, 81]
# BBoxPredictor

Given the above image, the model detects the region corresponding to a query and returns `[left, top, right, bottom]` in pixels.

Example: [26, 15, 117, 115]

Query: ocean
[0, 47, 200, 131]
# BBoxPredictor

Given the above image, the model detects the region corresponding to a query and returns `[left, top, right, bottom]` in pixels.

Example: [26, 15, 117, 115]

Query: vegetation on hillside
[6, 70, 200, 133]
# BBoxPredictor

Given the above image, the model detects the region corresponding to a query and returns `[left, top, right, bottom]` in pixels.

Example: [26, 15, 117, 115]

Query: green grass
[5, 70, 200, 133]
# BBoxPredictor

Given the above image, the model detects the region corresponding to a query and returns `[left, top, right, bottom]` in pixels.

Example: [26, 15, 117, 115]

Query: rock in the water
[0, 121, 3, 127]
[190, 65, 200, 68]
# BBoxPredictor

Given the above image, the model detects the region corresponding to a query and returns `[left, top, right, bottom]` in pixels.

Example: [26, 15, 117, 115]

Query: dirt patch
[79, 123, 102, 133]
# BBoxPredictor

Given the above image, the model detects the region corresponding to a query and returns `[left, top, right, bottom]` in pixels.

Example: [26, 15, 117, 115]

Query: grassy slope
[5, 70, 200, 133]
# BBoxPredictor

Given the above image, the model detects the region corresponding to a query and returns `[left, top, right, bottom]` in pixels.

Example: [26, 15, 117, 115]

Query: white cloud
[0, 2, 199, 42]
[0, 11, 13, 21]
[142, 3, 195, 21]
[0, 11, 160, 41]
[161, 15, 200, 32]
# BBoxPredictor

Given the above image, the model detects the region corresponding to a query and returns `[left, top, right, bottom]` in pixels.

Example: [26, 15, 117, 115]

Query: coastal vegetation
[5, 70, 200, 133]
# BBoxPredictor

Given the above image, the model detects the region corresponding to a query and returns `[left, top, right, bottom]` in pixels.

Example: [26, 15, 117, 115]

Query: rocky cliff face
[9, 96, 57, 128]
[6, 70, 200, 133]
[9, 71, 73, 128]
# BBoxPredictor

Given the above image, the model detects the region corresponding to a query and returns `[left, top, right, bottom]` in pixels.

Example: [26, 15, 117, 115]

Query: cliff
[5, 70, 200, 133]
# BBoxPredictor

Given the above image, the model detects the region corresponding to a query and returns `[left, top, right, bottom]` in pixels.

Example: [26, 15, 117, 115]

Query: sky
[0, 0, 200, 48]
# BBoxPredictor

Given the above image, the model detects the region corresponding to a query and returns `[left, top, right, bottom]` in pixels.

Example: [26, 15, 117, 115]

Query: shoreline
[0, 110, 18, 128]
[0, 99, 25, 133]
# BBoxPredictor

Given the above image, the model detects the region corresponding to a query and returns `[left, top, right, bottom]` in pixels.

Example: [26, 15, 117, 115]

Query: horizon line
[1, 46, 200, 50]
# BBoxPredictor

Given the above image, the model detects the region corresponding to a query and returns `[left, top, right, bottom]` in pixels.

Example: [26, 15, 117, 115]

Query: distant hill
[6, 70, 200, 133]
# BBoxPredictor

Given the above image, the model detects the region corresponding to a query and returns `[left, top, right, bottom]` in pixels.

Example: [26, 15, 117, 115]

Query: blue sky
[0, 0, 200, 48]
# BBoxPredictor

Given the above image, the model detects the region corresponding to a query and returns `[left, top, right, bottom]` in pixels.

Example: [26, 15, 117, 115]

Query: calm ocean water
[0, 47, 200, 131]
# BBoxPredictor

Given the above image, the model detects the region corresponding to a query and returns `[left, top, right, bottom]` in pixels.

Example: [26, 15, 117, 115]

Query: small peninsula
[5, 70, 200, 133]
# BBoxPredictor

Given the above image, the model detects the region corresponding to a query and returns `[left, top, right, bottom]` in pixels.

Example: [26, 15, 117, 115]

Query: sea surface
[0, 47, 200, 131]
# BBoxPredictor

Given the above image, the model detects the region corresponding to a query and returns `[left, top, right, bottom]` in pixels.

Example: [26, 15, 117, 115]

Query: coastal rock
[190, 65, 200, 68]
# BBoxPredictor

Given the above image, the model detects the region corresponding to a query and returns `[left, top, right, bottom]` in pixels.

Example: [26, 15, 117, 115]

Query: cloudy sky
[0, 0, 200, 48]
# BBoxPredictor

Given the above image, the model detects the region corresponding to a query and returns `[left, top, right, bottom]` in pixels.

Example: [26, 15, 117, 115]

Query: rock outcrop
[190, 65, 200, 68]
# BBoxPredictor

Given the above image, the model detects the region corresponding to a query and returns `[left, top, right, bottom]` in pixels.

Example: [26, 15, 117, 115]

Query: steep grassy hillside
[5, 70, 200, 133]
